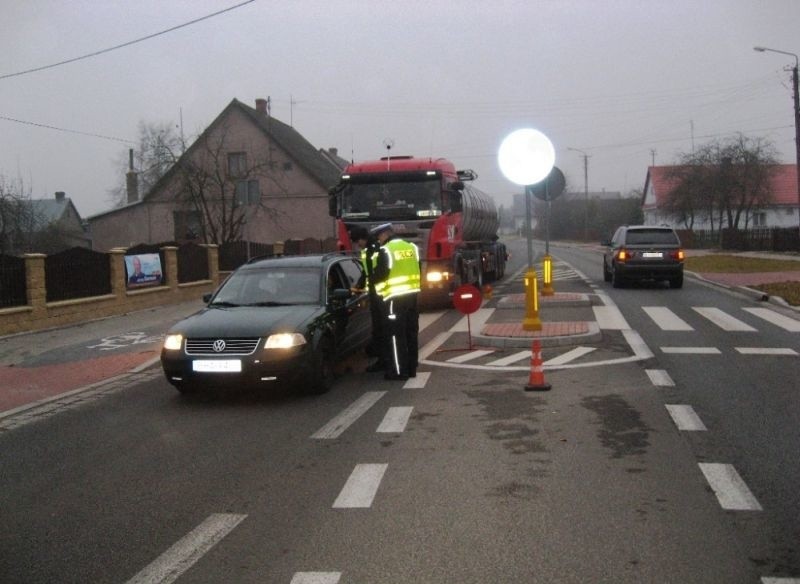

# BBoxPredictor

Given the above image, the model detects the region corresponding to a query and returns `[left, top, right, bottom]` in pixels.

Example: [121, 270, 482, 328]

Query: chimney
[55, 191, 65, 202]
[126, 148, 139, 204]
[255, 98, 267, 114]
[328, 148, 338, 157]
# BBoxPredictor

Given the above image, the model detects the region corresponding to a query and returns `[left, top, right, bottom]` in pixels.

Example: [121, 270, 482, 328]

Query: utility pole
[568, 147, 590, 241]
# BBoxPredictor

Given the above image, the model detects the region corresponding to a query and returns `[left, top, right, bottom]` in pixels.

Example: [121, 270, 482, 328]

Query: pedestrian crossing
[638, 305, 799, 335]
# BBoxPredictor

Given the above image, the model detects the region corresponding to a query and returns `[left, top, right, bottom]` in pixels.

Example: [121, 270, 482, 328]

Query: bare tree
[167, 124, 285, 245]
[0, 176, 41, 254]
[107, 120, 183, 207]
[667, 135, 778, 232]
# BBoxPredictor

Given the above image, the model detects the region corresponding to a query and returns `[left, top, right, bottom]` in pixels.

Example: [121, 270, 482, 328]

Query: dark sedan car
[602, 225, 685, 288]
[161, 253, 371, 394]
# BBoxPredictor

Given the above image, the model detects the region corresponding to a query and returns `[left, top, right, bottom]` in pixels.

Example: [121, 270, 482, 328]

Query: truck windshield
[341, 178, 441, 220]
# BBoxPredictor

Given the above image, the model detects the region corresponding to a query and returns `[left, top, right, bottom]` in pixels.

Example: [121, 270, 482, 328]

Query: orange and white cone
[525, 339, 551, 392]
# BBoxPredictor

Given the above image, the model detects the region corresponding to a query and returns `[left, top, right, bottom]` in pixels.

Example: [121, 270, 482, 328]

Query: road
[0, 239, 798, 583]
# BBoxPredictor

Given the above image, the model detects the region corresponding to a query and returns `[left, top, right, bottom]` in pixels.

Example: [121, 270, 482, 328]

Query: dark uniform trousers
[383, 293, 419, 378]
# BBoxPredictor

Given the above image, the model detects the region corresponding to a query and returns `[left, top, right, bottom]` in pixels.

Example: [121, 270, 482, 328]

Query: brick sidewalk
[0, 350, 158, 413]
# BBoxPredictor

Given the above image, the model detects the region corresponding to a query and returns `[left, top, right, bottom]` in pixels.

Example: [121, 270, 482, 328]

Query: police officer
[350, 226, 385, 372]
[369, 223, 421, 381]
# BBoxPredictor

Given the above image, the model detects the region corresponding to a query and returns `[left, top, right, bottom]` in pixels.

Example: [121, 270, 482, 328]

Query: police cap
[369, 223, 394, 236]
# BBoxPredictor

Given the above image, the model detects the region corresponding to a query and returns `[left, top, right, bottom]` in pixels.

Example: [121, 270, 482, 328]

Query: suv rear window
[625, 229, 679, 245]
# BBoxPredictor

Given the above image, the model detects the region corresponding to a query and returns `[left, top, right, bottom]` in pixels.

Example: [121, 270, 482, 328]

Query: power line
[0, 115, 134, 144]
[0, 0, 256, 81]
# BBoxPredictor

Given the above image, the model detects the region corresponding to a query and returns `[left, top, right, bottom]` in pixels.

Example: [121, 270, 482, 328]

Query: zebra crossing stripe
[488, 350, 531, 367]
[661, 347, 721, 354]
[643, 307, 693, 331]
[735, 347, 798, 356]
[693, 307, 756, 331]
[291, 574, 342, 584]
[447, 350, 494, 364]
[698, 463, 762, 511]
[666, 405, 707, 431]
[544, 346, 596, 366]
[743, 308, 800, 332]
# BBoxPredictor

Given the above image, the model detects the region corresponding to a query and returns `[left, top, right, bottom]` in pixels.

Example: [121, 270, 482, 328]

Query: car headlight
[426, 271, 444, 283]
[163, 334, 183, 350]
[265, 333, 307, 349]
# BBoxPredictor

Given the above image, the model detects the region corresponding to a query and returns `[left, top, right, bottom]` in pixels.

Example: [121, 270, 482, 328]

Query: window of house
[173, 210, 203, 241]
[235, 179, 260, 206]
[752, 212, 767, 227]
[228, 152, 247, 178]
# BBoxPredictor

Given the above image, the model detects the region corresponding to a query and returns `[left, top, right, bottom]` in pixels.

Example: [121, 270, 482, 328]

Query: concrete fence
[0, 245, 220, 337]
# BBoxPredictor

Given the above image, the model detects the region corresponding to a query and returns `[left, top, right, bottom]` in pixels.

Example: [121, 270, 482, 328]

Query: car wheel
[309, 342, 335, 394]
[670, 274, 684, 289]
[611, 266, 625, 288]
[603, 260, 612, 282]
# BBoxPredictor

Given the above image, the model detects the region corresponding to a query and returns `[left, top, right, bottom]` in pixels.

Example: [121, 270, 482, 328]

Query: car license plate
[642, 252, 663, 258]
[192, 359, 242, 373]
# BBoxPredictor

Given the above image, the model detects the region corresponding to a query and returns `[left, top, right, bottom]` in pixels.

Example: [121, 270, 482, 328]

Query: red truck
[329, 155, 507, 306]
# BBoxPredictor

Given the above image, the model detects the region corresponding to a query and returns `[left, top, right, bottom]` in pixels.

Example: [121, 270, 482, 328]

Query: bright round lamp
[498, 129, 556, 186]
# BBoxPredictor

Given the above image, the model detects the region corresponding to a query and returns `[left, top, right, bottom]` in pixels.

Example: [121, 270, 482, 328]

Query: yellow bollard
[541, 254, 555, 296]
[522, 268, 542, 331]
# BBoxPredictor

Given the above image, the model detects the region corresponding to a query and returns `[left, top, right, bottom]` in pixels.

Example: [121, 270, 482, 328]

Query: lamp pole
[754, 46, 800, 240]
[568, 147, 590, 241]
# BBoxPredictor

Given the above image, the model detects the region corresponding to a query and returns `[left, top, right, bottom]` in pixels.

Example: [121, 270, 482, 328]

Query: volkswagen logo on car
[212, 340, 226, 353]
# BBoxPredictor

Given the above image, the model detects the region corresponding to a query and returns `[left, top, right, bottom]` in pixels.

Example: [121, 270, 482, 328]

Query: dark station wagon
[161, 253, 371, 394]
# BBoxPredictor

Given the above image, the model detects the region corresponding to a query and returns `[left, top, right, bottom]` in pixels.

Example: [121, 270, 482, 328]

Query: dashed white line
[290, 572, 342, 584]
[646, 369, 675, 387]
[743, 307, 800, 332]
[693, 307, 756, 331]
[643, 306, 694, 331]
[735, 347, 798, 356]
[447, 349, 494, 364]
[761, 578, 800, 583]
[661, 347, 722, 354]
[403, 372, 431, 389]
[124, 513, 247, 584]
[544, 346, 596, 366]
[698, 463, 762, 511]
[377, 407, 413, 433]
[311, 392, 386, 439]
[333, 464, 388, 508]
[665, 405, 707, 431]
[593, 305, 630, 330]
[487, 350, 531, 367]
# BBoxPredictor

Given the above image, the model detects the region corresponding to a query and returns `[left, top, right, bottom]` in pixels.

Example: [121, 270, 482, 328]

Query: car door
[335, 259, 372, 349]
[326, 261, 371, 355]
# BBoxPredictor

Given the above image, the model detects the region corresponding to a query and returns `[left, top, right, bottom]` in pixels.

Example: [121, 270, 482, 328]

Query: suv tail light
[671, 249, 685, 261]
[616, 248, 631, 261]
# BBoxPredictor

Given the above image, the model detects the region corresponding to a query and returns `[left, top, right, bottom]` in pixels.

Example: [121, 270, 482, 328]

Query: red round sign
[452, 284, 483, 314]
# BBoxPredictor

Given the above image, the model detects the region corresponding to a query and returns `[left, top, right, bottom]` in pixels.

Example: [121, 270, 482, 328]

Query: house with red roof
[642, 164, 799, 229]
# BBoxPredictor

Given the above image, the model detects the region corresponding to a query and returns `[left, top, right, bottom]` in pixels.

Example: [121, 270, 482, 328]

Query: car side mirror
[601, 239, 611, 247]
[329, 288, 351, 304]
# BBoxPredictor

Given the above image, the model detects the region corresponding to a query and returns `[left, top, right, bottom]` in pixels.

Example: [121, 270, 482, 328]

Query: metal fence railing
[0, 254, 26, 308]
[45, 247, 111, 302]
[678, 227, 799, 252]
[218, 241, 277, 272]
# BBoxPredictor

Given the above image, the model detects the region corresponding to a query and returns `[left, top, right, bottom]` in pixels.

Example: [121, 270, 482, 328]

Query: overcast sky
[2, 0, 800, 218]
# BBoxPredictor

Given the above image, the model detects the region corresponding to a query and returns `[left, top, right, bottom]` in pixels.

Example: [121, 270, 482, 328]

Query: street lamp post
[754, 46, 800, 241]
[567, 147, 590, 241]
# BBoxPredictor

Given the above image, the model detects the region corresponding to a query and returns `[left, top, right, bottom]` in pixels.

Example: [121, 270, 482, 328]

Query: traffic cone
[525, 339, 551, 392]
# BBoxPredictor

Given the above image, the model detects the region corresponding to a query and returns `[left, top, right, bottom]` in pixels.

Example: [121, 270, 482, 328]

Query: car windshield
[341, 178, 441, 220]
[211, 267, 322, 306]
[626, 229, 679, 245]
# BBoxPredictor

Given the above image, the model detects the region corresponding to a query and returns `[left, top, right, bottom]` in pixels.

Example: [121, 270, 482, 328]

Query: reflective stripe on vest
[374, 239, 421, 299]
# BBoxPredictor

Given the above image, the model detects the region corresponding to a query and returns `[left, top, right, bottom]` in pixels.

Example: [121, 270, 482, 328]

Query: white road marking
[761, 578, 800, 583]
[404, 372, 431, 389]
[290, 573, 342, 584]
[642, 306, 694, 331]
[446, 349, 494, 364]
[419, 311, 445, 332]
[544, 346, 596, 365]
[693, 307, 756, 331]
[377, 406, 413, 433]
[124, 513, 246, 584]
[665, 405, 707, 431]
[743, 307, 800, 332]
[735, 347, 798, 356]
[449, 308, 494, 332]
[311, 392, 386, 439]
[646, 369, 675, 387]
[487, 350, 531, 367]
[333, 464, 388, 508]
[661, 347, 721, 354]
[623, 330, 655, 359]
[593, 305, 630, 330]
[698, 463, 762, 511]
[419, 332, 452, 361]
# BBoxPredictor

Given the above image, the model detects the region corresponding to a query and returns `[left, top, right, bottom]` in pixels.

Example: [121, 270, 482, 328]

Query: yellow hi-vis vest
[360, 248, 379, 278]
[374, 239, 421, 300]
